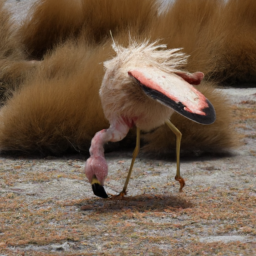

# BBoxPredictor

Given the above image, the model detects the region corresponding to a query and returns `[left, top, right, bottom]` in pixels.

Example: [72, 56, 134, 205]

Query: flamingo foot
[109, 190, 127, 200]
[175, 175, 185, 192]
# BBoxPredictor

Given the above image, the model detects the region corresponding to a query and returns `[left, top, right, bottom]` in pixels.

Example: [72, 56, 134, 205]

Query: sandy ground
[0, 87, 256, 255]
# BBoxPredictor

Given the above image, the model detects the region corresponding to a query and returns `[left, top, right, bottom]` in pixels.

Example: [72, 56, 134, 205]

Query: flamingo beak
[91, 175, 109, 198]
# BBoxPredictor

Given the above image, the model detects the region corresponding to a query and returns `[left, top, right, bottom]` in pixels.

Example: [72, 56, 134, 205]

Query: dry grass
[0, 0, 24, 60]
[0, 41, 111, 154]
[150, 0, 223, 76]
[204, 0, 256, 83]
[9, 0, 256, 83]
[0, 37, 239, 155]
[19, 0, 157, 59]
[150, 0, 256, 84]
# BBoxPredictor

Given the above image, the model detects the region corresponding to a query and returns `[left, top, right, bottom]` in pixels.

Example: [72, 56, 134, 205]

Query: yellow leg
[165, 119, 185, 192]
[122, 127, 140, 194]
[111, 127, 140, 199]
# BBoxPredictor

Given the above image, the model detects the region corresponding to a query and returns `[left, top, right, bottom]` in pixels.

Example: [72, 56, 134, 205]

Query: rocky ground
[0, 87, 256, 255]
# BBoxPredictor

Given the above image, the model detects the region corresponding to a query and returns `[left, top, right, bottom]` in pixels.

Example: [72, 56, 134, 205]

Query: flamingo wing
[128, 68, 216, 125]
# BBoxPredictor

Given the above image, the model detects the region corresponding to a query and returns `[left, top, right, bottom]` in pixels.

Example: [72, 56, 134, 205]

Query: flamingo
[85, 41, 216, 198]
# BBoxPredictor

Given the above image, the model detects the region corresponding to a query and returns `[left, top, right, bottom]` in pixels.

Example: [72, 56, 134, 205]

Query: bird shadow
[78, 194, 192, 213]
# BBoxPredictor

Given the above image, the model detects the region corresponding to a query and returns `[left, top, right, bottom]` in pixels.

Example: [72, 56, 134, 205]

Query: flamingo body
[85, 42, 216, 198]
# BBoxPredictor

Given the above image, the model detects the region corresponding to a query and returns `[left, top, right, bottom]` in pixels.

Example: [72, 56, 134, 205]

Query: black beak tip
[92, 183, 109, 198]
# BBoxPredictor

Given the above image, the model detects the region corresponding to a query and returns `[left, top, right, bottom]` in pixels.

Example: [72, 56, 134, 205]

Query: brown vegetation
[0, 0, 252, 155]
